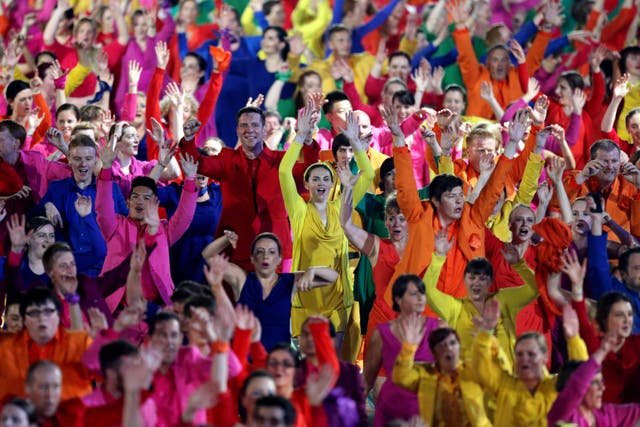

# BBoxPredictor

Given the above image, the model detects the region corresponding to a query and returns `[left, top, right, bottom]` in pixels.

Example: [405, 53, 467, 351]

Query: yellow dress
[279, 141, 373, 336]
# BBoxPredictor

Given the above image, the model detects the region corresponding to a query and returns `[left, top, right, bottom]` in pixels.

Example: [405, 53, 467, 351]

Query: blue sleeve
[544, 36, 569, 56]
[586, 233, 616, 299]
[156, 183, 180, 218]
[430, 49, 459, 68]
[331, 0, 344, 27]
[112, 183, 129, 216]
[411, 43, 439, 69]
[513, 20, 538, 46]
[254, 10, 269, 30]
[358, 0, 401, 36]
[33, 182, 57, 218]
[178, 32, 189, 60]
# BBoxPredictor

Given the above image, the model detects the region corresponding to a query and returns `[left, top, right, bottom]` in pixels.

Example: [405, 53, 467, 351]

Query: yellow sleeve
[391, 341, 422, 393]
[513, 153, 543, 206]
[240, 6, 262, 36]
[399, 37, 418, 56]
[65, 63, 92, 97]
[278, 142, 307, 227]
[292, 0, 333, 59]
[424, 254, 462, 325]
[471, 331, 509, 395]
[496, 260, 539, 320]
[566, 335, 589, 361]
[438, 155, 454, 175]
[353, 149, 375, 206]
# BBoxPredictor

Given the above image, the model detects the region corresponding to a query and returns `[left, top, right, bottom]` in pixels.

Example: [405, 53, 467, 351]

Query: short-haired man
[250, 396, 296, 427]
[564, 139, 640, 237]
[181, 109, 320, 271]
[35, 134, 128, 276]
[0, 288, 92, 401]
[25, 360, 85, 427]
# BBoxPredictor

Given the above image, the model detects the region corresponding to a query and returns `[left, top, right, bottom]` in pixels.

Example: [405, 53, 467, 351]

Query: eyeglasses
[25, 307, 57, 318]
[267, 360, 295, 369]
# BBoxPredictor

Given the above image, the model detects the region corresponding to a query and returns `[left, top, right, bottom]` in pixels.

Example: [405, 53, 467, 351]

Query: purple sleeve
[156, 13, 176, 42]
[543, 134, 561, 153]
[564, 113, 581, 147]
[95, 168, 119, 240]
[165, 178, 198, 245]
[547, 356, 601, 425]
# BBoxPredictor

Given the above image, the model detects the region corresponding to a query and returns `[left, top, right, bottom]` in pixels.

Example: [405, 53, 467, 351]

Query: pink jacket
[20, 150, 71, 201]
[95, 168, 197, 309]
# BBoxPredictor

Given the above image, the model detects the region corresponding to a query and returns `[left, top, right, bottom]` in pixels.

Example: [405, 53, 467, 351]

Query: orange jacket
[383, 146, 513, 314]
[563, 172, 640, 239]
[0, 328, 92, 401]
[452, 28, 551, 119]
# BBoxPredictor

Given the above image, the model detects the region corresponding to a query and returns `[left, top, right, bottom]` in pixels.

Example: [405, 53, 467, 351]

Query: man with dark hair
[383, 106, 523, 308]
[96, 124, 199, 308]
[35, 134, 128, 275]
[564, 139, 640, 237]
[250, 395, 296, 427]
[181, 107, 320, 271]
[0, 287, 92, 401]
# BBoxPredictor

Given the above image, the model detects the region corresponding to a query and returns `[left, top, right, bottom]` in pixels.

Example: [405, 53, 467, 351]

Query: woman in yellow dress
[279, 101, 373, 356]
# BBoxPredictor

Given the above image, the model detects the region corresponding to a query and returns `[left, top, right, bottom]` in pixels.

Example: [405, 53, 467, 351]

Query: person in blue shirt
[33, 134, 128, 276]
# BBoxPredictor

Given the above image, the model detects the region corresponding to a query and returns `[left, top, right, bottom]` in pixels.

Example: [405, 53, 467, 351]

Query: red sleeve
[104, 40, 127, 71]
[206, 391, 238, 427]
[517, 63, 529, 93]
[364, 75, 385, 106]
[585, 71, 605, 121]
[0, 161, 23, 195]
[343, 81, 378, 120]
[601, 6, 638, 51]
[420, 92, 444, 108]
[572, 299, 600, 353]
[231, 327, 252, 373]
[249, 341, 268, 370]
[145, 67, 165, 161]
[195, 72, 223, 133]
[309, 405, 329, 427]
[30, 93, 52, 146]
[308, 322, 340, 381]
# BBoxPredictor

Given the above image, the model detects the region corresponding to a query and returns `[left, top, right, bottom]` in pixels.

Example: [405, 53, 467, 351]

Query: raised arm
[95, 128, 121, 239]
[424, 232, 462, 324]
[391, 314, 428, 393]
[601, 73, 629, 133]
[165, 153, 198, 245]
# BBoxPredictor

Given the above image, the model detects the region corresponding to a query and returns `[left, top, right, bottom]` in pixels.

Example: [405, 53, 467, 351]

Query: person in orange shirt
[0, 287, 93, 402]
[563, 139, 640, 239]
[382, 107, 528, 311]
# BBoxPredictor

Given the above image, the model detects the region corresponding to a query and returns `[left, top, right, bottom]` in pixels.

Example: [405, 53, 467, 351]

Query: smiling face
[509, 205, 535, 244]
[463, 270, 491, 303]
[181, 55, 205, 84]
[433, 187, 464, 221]
[68, 146, 97, 186]
[56, 109, 78, 141]
[388, 55, 411, 81]
[127, 186, 154, 222]
[299, 73, 322, 100]
[624, 52, 640, 78]
[443, 89, 465, 115]
[487, 47, 510, 81]
[24, 301, 60, 346]
[328, 30, 352, 59]
[250, 237, 282, 277]
[260, 29, 284, 55]
[305, 166, 333, 203]
[392, 99, 415, 123]
[627, 112, 640, 145]
[606, 301, 634, 339]
[132, 13, 149, 41]
[433, 332, 460, 374]
[514, 337, 547, 382]
[47, 251, 77, 292]
[237, 112, 266, 152]
[394, 281, 426, 315]
[28, 225, 56, 260]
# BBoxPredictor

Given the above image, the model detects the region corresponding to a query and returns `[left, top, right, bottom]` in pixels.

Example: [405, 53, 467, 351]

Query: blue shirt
[34, 177, 128, 276]
[587, 233, 640, 335]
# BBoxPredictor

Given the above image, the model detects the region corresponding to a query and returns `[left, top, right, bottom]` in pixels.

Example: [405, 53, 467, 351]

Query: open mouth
[574, 220, 589, 232]
[316, 188, 326, 195]
[518, 227, 530, 237]
[134, 207, 144, 214]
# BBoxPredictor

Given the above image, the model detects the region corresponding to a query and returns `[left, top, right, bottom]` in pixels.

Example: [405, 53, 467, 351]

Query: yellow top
[392, 341, 492, 427]
[424, 254, 539, 372]
[471, 331, 588, 427]
[279, 141, 373, 335]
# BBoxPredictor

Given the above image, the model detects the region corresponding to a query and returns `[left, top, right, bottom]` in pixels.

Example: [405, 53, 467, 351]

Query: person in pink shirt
[95, 123, 198, 309]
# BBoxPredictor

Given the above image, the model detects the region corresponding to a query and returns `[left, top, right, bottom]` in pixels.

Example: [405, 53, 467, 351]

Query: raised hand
[305, 364, 338, 406]
[339, 111, 362, 148]
[523, 77, 540, 102]
[128, 60, 142, 87]
[295, 101, 316, 141]
[434, 230, 454, 256]
[581, 159, 606, 179]
[375, 37, 388, 64]
[472, 298, 500, 331]
[143, 196, 160, 230]
[307, 91, 326, 113]
[412, 63, 430, 93]
[542, 0, 565, 28]
[99, 132, 119, 168]
[545, 155, 566, 184]
[183, 119, 201, 142]
[620, 162, 640, 187]
[446, 0, 470, 28]
[27, 107, 44, 131]
[147, 117, 165, 146]
[30, 76, 43, 95]
[204, 255, 229, 289]
[478, 153, 496, 176]
[335, 163, 362, 189]
[399, 313, 425, 345]
[612, 73, 630, 99]
[529, 95, 549, 126]
[479, 81, 495, 103]
[245, 94, 265, 108]
[45, 202, 63, 228]
[380, 104, 402, 136]
[48, 59, 66, 81]
[561, 304, 579, 338]
[155, 41, 170, 70]
[571, 89, 587, 114]
[114, 303, 146, 332]
[166, 82, 184, 108]
[561, 249, 586, 295]
[589, 44, 608, 72]
[429, 66, 445, 94]
[223, 230, 238, 248]
[46, 127, 68, 155]
[509, 39, 526, 64]
[537, 181, 553, 206]
[7, 214, 30, 252]
[87, 307, 109, 337]
[508, 108, 530, 144]
[74, 194, 92, 217]
[440, 122, 457, 154]
[99, 110, 115, 140]
[436, 108, 456, 129]
[287, 32, 307, 57]
[179, 152, 198, 178]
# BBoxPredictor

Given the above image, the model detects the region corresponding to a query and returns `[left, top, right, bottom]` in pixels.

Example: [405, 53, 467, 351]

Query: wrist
[64, 293, 81, 305]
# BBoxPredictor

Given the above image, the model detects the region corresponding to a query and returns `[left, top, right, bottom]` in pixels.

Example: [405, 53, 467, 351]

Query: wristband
[275, 69, 292, 82]
[64, 293, 81, 304]
[54, 74, 67, 90]
[211, 341, 230, 353]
